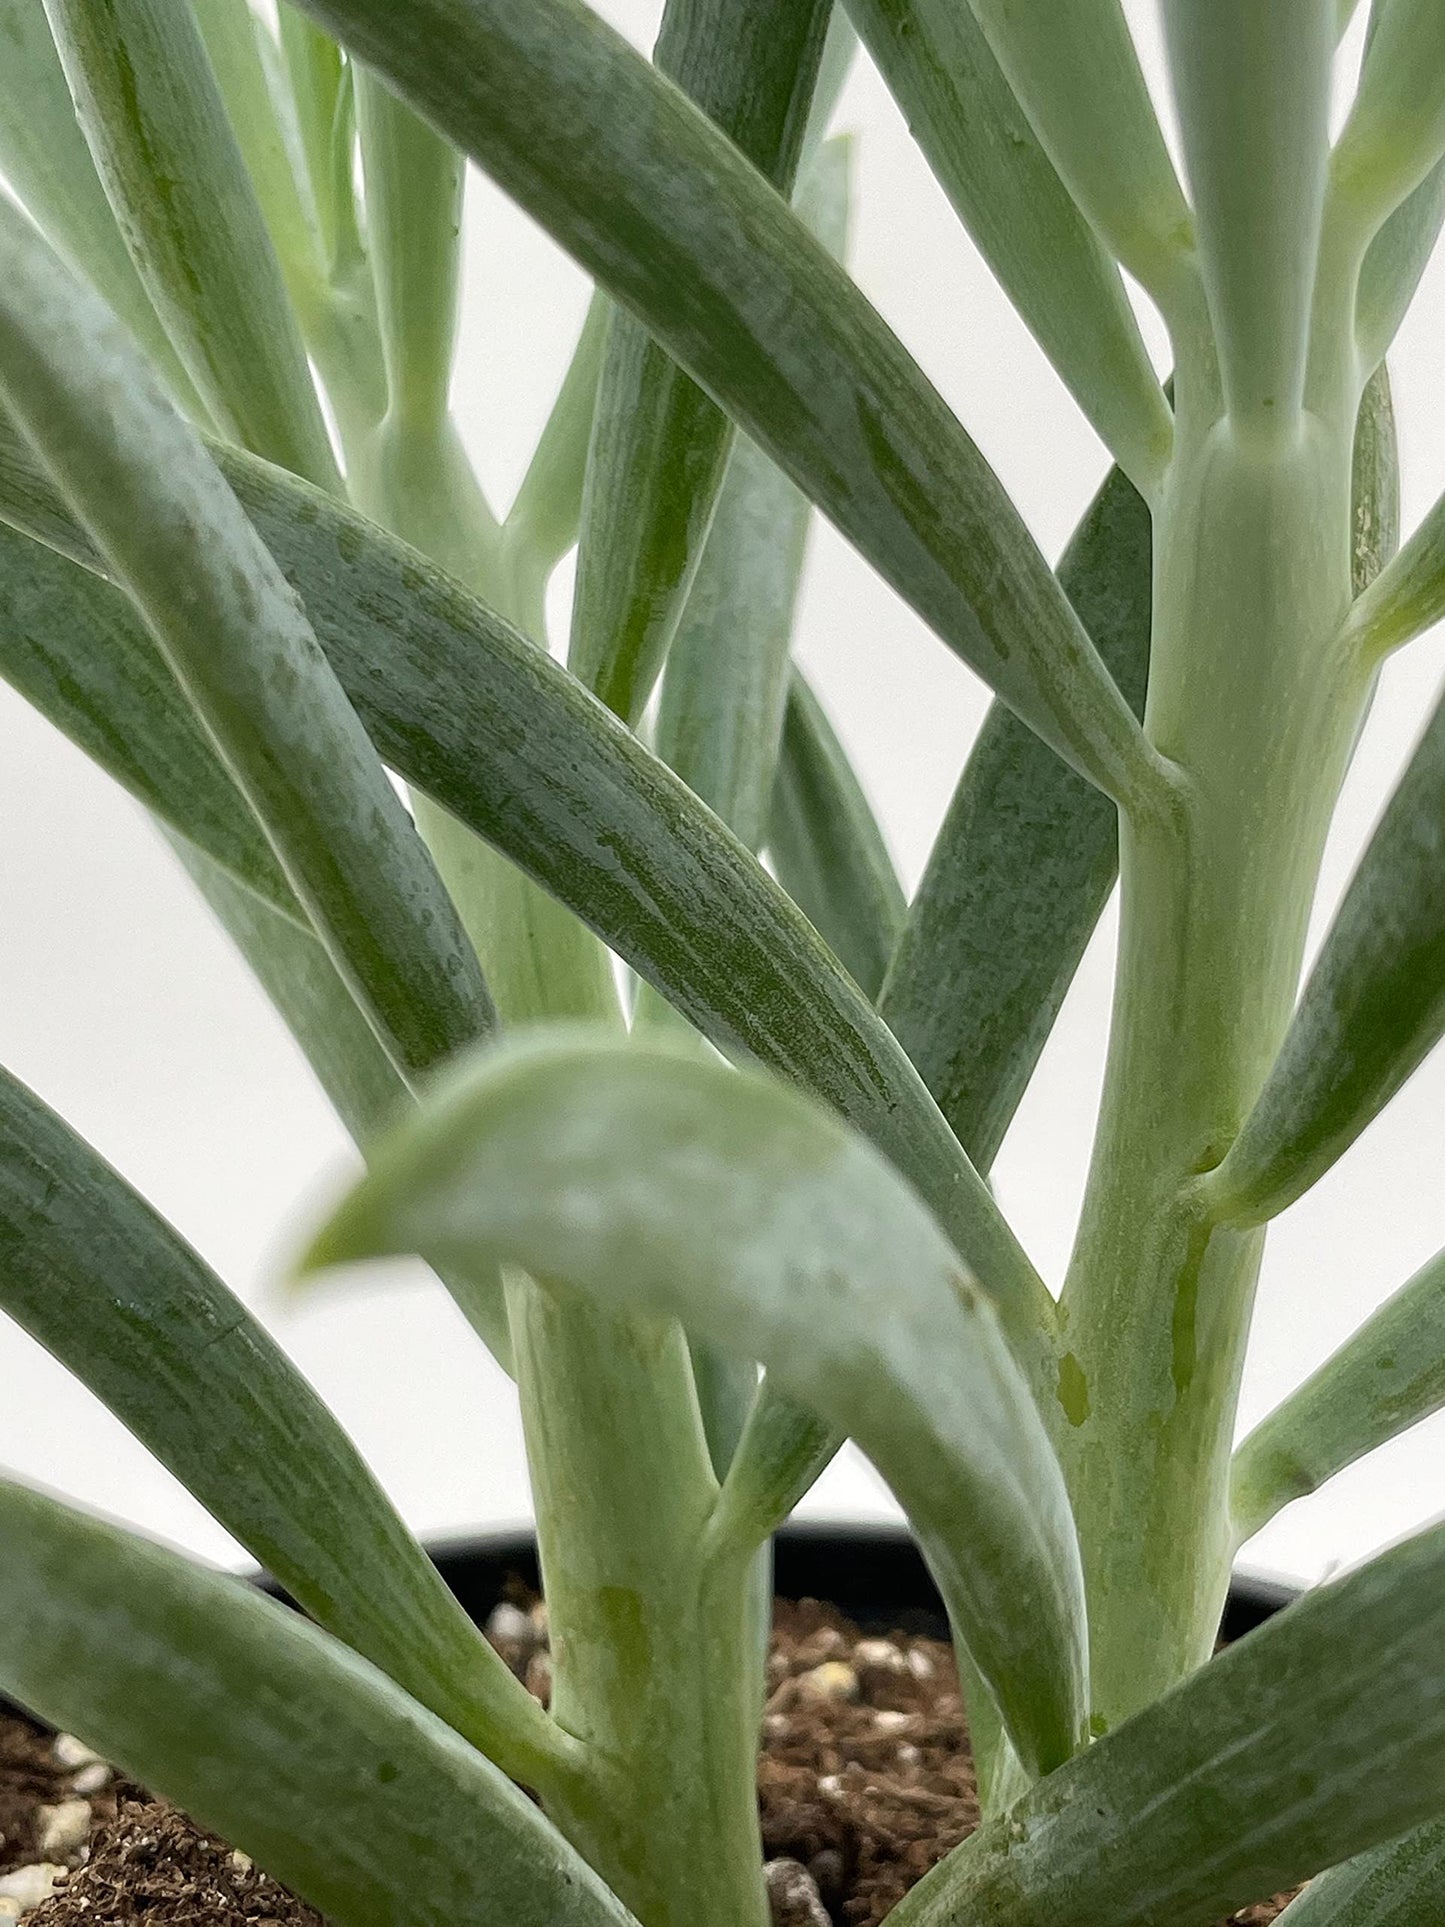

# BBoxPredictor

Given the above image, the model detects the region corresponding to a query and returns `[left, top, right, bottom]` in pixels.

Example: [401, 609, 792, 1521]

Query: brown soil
[0, 1594, 1295, 1927]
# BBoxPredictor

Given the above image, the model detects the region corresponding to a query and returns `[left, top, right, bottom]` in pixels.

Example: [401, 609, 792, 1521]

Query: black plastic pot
[411, 1520, 1297, 1642]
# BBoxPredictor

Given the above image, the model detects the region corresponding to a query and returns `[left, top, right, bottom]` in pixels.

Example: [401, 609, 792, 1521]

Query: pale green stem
[348, 369, 767, 1927]
[1058, 343, 1372, 1732]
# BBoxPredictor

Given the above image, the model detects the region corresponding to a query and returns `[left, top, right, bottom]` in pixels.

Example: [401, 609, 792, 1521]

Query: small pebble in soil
[765, 1858, 831, 1927]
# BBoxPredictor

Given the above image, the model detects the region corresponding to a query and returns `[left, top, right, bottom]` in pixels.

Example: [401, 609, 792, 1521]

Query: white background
[1, 2, 1442, 1588]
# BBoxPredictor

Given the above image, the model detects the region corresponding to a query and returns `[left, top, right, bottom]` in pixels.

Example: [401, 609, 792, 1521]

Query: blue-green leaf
[1275, 1823, 1445, 1927]
[0, 409, 1052, 1352]
[44, 0, 339, 486]
[305, 1031, 1090, 1781]
[768, 672, 906, 1001]
[0, 1065, 555, 1782]
[0, 0, 200, 411]
[0, 1479, 626, 1927]
[845, 0, 1170, 492]
[0, 203, 494, 1085]
[886, 1517, 1445, 1927]
[879, 460, 1149, 1169]
[1230, 1240, 1445, 1543]
[1208, 679, 1445, 1224]
[568, 0, 832, 726]
[283, 0, 1162, 809]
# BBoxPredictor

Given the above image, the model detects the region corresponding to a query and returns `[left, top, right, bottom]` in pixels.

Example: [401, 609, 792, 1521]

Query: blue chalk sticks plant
[1, 0, 1445, 1921]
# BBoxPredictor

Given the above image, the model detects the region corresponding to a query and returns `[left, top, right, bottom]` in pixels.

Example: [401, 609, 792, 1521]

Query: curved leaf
[1208, 680, 1445, 1224]
[708, 1381, 840, 1556]
[0, 421, 1055, 1356]
[768, 671, 906, 1002]
[284, 0, 1162, 809]
[0, 203, 495, 1085]
[0, 515, 302, 928]
[44, 0, 339, 486]
[173, 842, 514, 1368]
[503, 289, 610, 578]
[1357, 158, 1445, 371]
[1346, 477, 1445, 662]
[305, 1031, 1090, 1781]
[568, 0, 832, 725]
[0, 1479, 625, 1927]
[0, 0, 199, 411]
[845, 0, 1170, 492]
[1275, 1822, 1445, 1926]
[1330, 0, 1445, 252]
[0, 1064, 554, 1781]
[887, 1517, 1445, 1927]
[965, 0, 1192, 304]
[1230, 1241, 1445, 1543]
[879, 459, 1150, 1169]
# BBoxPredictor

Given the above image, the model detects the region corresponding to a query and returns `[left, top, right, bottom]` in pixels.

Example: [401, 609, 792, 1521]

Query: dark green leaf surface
[569, 0, 832, 725]
[174, 842, 515, 1368]
[1210, 682, 1445, 1224]
[306, 1032, 1089, 1779]
[284, 0, 1160, 806]
[1275, 1823, 1445, 1926]
[0, 206, 494, 1086]
[887, 1518, 1445, 1927]
[768, 672, 906, 1001]
[879, 461, 1149, 1169]
[0, 0, 199, 410]
[0, 1480, 625, 1927]
[0, 515, 302, 928]
[45, 0, 339, 486]
[1230, 1241, 1445, 1542]
[0, 1064, 553, 1780]
[0, 422, 1054, 1351]
[843, 0, 1169, 491]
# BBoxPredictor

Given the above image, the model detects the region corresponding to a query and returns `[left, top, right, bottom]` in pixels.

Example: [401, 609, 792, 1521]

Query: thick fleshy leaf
[276, 9, 348, 266]
[0, 515, 302, 927]
[1160, 2, 1332, 429]
[845, 0, 1169, 492]
[1231, 1241, 1445, 1543]
[0, 425, 1055, 1356]
[655, 135, 845, 864]
[568, 0, 831, 726]
[1359, 154, 1445, 370]
[0, 204, 495, 1085]
[965, 0, 1191, 303]
[0, 1065, 552, 1780]
[879, 460, 1149, 1169]
[886, 1518, 1445, 1927]
[1209, 681, 1445, 1224]
[1347, 477, 1445, 661]
[503, 290, 610, 577]
[190, 0, 326, 313]
[0, 0, 199, 410]
[768, 672, 906, 1001]
[0, 1480, 624, 1927]
[44, 0, 339, 486]
[174, 842, 514, 1368]
[1330, 0, 1445, 251]
[283, 0, 1162, 808]
[1275, 1822, 1445, 1926]
[305, 1032, 1090, 1780]
[708, 1381, 840, 1555]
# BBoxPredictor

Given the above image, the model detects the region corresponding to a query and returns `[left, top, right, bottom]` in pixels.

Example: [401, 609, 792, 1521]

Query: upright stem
[1059, 353, 1371, 1731]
